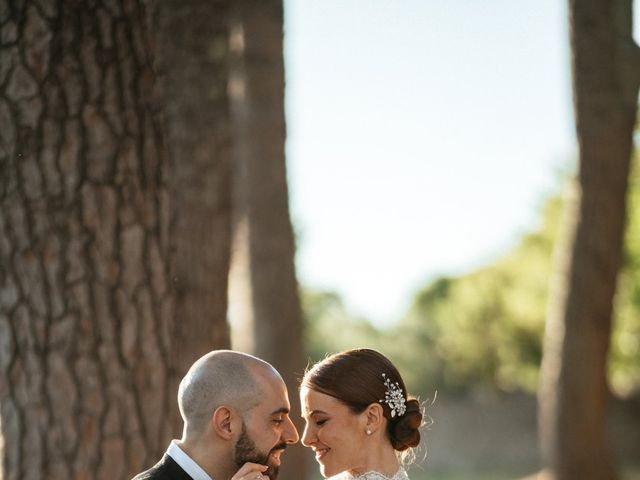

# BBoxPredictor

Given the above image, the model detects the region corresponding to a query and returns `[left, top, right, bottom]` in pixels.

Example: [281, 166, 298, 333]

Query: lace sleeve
[329, 468, 410, 480]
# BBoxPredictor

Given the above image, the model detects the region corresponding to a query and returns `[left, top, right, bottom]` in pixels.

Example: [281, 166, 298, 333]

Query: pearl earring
[366, 428, 372, 435]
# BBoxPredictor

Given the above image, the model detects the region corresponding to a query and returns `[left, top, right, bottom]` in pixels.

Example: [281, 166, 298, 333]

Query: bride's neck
[349, 439, 400, 478]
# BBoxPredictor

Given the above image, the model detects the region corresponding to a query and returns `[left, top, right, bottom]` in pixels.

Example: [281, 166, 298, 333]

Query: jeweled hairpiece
[379, 373, 406, 418]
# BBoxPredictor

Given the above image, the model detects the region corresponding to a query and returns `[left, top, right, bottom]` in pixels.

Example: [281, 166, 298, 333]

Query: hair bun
[389, 398, 422, 451]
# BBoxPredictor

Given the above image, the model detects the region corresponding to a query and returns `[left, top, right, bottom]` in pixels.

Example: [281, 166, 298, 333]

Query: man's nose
[283, 416, 300, 444]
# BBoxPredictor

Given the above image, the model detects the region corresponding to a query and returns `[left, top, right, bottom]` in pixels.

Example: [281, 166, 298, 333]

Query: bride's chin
[320, 464, 333, 478]
[320, 465, 341, 478]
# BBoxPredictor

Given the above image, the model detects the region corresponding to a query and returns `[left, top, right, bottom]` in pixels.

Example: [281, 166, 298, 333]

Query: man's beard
[234, 422, 286, 480]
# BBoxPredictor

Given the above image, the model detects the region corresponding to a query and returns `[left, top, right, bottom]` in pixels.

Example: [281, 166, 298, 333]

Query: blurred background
[286, 0, 572, 328]
[282, 1, 640, 478]
[1, 1, 640, 480]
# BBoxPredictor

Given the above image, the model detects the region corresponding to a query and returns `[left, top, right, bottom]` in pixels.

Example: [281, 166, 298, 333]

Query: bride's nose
[301, 423, 315, 446]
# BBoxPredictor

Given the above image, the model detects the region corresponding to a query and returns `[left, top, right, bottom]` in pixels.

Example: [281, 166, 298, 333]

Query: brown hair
[301, 348, 422, 451]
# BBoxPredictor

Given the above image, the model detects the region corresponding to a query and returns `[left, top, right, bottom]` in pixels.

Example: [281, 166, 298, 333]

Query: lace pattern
[329, 467, 410, 480]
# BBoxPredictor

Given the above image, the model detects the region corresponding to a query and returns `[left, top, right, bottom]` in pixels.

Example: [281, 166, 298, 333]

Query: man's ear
[212, 406, 236, 440]
[363, 403, 384, 433]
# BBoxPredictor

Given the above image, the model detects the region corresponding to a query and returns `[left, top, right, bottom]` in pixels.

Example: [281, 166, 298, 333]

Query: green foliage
[302, 157, 640, 397]
[399, 155, 640, 395]
[301, 289, 385, 362]
[398, 195, 562, 393]
[610, 156, 640, 395]
[300, 289, 432, 397]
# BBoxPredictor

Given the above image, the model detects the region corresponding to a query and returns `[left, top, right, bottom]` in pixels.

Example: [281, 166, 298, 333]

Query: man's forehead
[251, 365, 286, 391]
[268, 384, 291, 410]
[247, 396, 290, 422]
[248, 370, 291, 412]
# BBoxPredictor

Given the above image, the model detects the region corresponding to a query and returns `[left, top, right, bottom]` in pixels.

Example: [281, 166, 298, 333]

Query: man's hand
[230, 462, 269, 480]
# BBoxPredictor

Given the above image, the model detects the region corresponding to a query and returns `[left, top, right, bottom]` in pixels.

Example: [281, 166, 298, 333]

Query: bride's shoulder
[393, 469, 411, 480]
[326, 473, 353, 480]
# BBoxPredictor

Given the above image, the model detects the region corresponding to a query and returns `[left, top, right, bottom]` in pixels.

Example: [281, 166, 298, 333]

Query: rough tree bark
[154, 0, 232, 425]
[227, 1, 309, 478]
[0, 1, 176, 478]
[538, 1, 640, 479]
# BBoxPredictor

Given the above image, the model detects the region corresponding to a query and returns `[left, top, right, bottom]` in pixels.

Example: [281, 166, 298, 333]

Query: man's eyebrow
[270, 407, 290, 415]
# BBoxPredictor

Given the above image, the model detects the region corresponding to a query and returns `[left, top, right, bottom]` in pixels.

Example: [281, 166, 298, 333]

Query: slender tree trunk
[154, 0, 233, 429]
[228, 1, 309, 479]
[0, 1, 176, 478]
[538, 1, 640, 479]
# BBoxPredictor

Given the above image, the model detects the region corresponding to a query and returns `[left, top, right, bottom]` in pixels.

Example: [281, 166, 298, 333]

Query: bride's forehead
[301, 387, 341, 408]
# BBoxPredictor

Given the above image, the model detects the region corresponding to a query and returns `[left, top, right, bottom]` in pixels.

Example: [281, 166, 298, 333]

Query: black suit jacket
[132, 454, 194, 480]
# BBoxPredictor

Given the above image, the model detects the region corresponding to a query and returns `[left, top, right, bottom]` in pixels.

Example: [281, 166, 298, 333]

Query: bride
[300, 349, 425, 480]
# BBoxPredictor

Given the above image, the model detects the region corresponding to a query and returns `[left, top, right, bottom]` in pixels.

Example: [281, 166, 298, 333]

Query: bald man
[132, 350, 299, 480]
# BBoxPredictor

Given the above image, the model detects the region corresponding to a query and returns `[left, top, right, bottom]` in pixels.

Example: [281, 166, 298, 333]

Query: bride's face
[300, 386, 368, 478]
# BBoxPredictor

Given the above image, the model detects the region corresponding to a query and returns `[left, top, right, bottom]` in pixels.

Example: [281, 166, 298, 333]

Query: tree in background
[227, 1, 308, 479]
[538, 0, 640, 479]
[0, 2, 177, 478]
[610, 158, 640, 395]
[154, 0, 232, 419]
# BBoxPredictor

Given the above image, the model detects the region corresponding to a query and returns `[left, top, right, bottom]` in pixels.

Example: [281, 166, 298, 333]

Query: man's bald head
[178, 350, 280, 437]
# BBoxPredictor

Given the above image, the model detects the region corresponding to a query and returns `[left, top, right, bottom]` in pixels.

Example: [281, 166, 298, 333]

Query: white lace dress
[328, 468, 410, 480]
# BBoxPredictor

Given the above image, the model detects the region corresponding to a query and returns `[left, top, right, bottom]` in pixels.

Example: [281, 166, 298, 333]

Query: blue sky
[283, 0, 577, 326]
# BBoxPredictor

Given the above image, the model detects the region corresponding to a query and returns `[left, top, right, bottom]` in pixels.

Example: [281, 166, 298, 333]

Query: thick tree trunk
[0, 1, 175, 479]
[154, 0, 233, 427]
[228, 1, 309, 479]
[538, 1, 640, 479]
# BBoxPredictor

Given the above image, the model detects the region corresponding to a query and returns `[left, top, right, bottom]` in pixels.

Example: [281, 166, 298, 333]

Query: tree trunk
[538, 1, 640, 479]
[154, 0, 233, 428]
[0, 1, 176, 478]
[227, 1, 309, 479]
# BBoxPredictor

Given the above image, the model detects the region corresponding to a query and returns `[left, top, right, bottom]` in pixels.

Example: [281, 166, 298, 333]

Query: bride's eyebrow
[306, 410, 328, 416]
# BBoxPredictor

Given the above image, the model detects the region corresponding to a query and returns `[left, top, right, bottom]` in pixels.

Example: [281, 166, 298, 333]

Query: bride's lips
[314, 448, 329, 461]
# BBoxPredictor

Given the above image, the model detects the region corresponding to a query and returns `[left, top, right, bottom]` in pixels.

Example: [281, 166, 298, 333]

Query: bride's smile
[300, 386, 372, 477]
[313, 447, 329, 460]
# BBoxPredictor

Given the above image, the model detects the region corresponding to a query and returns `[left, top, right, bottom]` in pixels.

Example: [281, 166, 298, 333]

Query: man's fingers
[230, 462, 269, 480]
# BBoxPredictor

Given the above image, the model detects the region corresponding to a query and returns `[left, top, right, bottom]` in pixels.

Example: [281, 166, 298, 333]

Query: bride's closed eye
[315, 419, 328, 426]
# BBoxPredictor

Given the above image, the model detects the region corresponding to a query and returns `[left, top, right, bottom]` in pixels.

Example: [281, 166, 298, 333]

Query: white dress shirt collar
[167, 440, 213, 480]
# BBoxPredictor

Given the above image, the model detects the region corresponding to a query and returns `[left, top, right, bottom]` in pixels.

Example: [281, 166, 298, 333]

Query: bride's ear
[363, 402, 385, 434]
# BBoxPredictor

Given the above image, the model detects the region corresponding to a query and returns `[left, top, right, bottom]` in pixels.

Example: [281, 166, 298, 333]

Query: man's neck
[177, 437, 234, 480]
